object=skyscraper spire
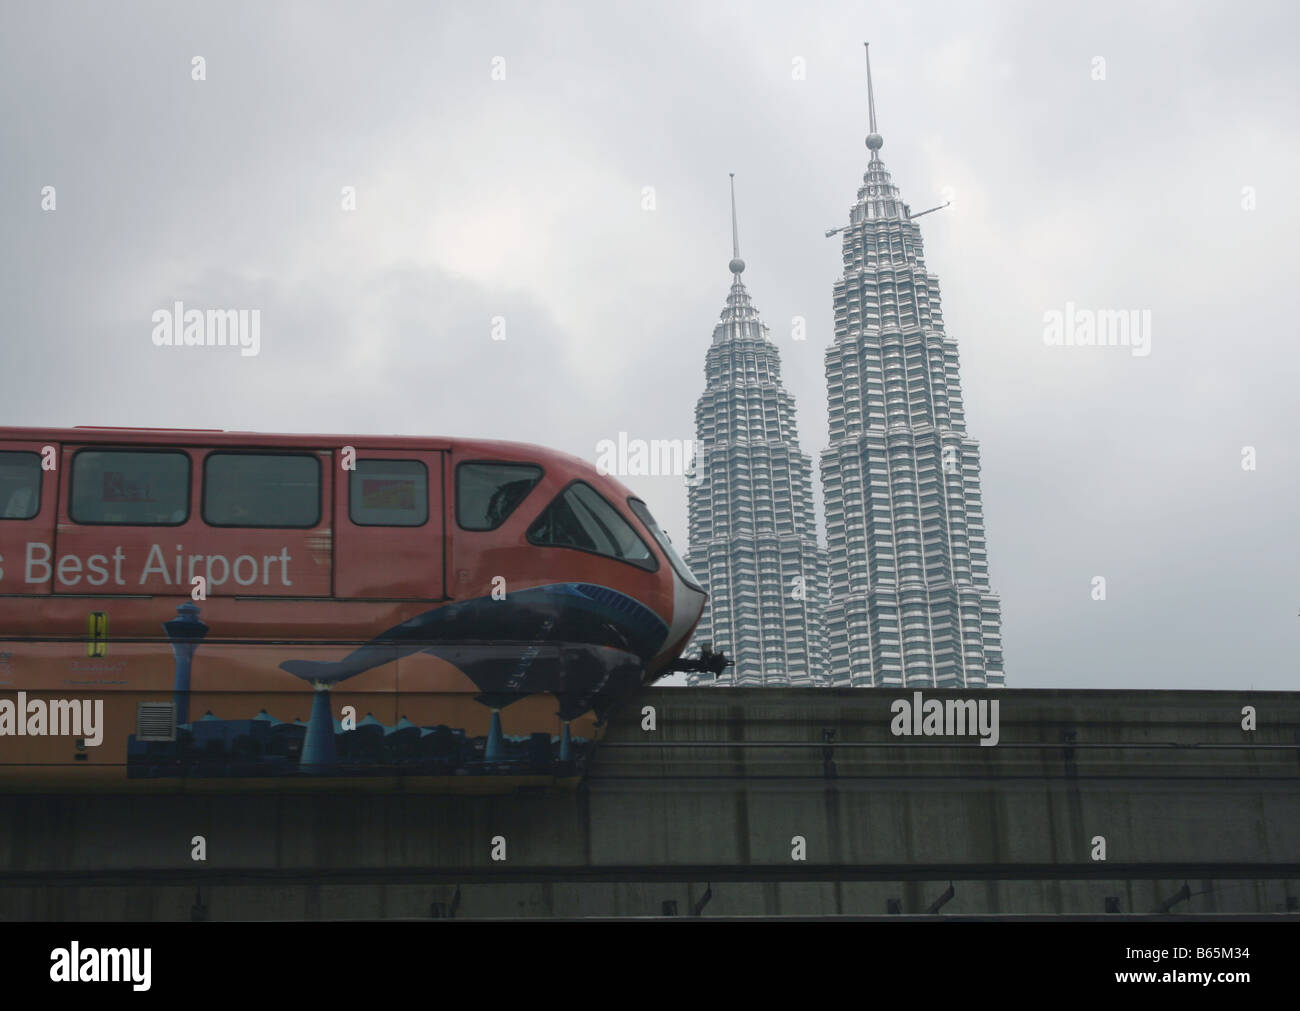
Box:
[864,42,883,159]
[729,172,745,275]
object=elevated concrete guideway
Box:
[1,689,1298,919]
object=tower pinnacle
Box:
[864,42,883,157]
[728,172,745,276]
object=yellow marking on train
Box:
[86,611,108,658]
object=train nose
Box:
[681,576,706,623]
[663,568,706,655]
[623,499,706,655]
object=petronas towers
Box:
[686,44,1005,688]
[684,176,828,687]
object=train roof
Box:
[0,425,592,469]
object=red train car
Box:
[0,426,709,792]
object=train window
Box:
[628,499,703,591]
[527,482,656,571]
[70,450,190,525]
[203,453,320,528]
[349,459,428,526]
[456,462,542,531]
[0,451,41,520]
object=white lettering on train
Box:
[5,542,292,588]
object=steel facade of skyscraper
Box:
[685,47,1004,689]
[685,178,828,687]
[819,46,1005,687]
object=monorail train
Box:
[0,426,725,792]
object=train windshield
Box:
[628,499,702,592]
[528,482,656,570]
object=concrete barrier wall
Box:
[2,688,1298,919]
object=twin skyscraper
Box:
[685,45,1006,689]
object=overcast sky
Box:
[3,0,1297,689]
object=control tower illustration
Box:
[163,603,209,728]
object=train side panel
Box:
[0,430,684,792]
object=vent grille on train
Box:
[136,702,176,742]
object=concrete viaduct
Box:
[2,688,1297,919]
